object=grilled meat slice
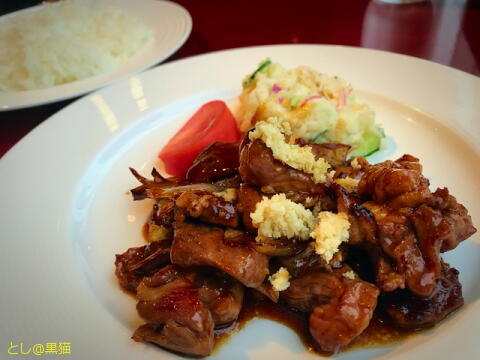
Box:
[239,139,327,195]
[186,141,240,183]
[283,270,379,353]
[176,190,239,228]
[194,269,245,325]
[115,241,170,293]
[308,143,350,168]
[283,271,343,312]
[358,155,432,209]
[277,244,345,278]
[379,263,464,329]
[309,278,379,353]
[134,265,214,356]
[171,221,269,288]
[366,203,437,297]
[333,183,377,245]
[237,183,263,234]
[431,188,477,252]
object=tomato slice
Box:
[159,100,243,176]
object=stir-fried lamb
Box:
[115,138,476,357]
[133,265,215,356]
[115,241,171,293]
[357,157,474,297]
[186,141,240,183]
[239,138,326,197]
[171,219,269,288]
[378,262,464,329]
[176,190,239,228]
[283,269,379,353]
[237,184,263,233]
[194,268,245,325]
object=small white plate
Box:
[0,45,479,359]
[0,0,192,111]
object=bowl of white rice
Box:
[0,0,192,110]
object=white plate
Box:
[0,0,192,111]
[1,45,479,360]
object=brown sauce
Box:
[214,291,418,356]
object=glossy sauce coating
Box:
[186,142,240,183]
[214,291,416,356]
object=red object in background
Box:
[1,0,479,158]
[158,100,242,176]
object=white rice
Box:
[0,0,154,92]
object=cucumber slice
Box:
[244,60,272,86]
[350,128,383,157]
[312,131,328,144]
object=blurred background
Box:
[1,0,478,156]
[1,0,478,74]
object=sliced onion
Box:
[253,238,306,256]
[146,183,222,198]
[300,94,322,107]
[254,282,279,303]
[337,86,352,110]
[271,84,282,93]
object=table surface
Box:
[1,0,479,158]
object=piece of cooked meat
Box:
[307,143,351,168]
[239,139,327,195]
[282,271,343,312]
[358,155,432,209]
[114,241,171,293]
[353,155,475,297]
[277,244,346,278]
[277,245,324,278]
[431,188,477,252]
[283,270,379,353]
[151,200,175,228]
[409,204,450,285]
[379,262,464,329]
[194,269,245,325]
[364,245,406,292]
[237,183,263,233]
[133,323,211,356]
[334,156,369,181]
[366,203,437,297]
[333,183,377,245]
[134,265,214,356]
[309,278,379,353]
[332,183,407,292]
[253,236,309,257]
[171,221,269,288]
[186,141,240,183]
[292,139,350,168]
[144,200,175,243]
[176,190,239,228]
[363,185,476,297]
